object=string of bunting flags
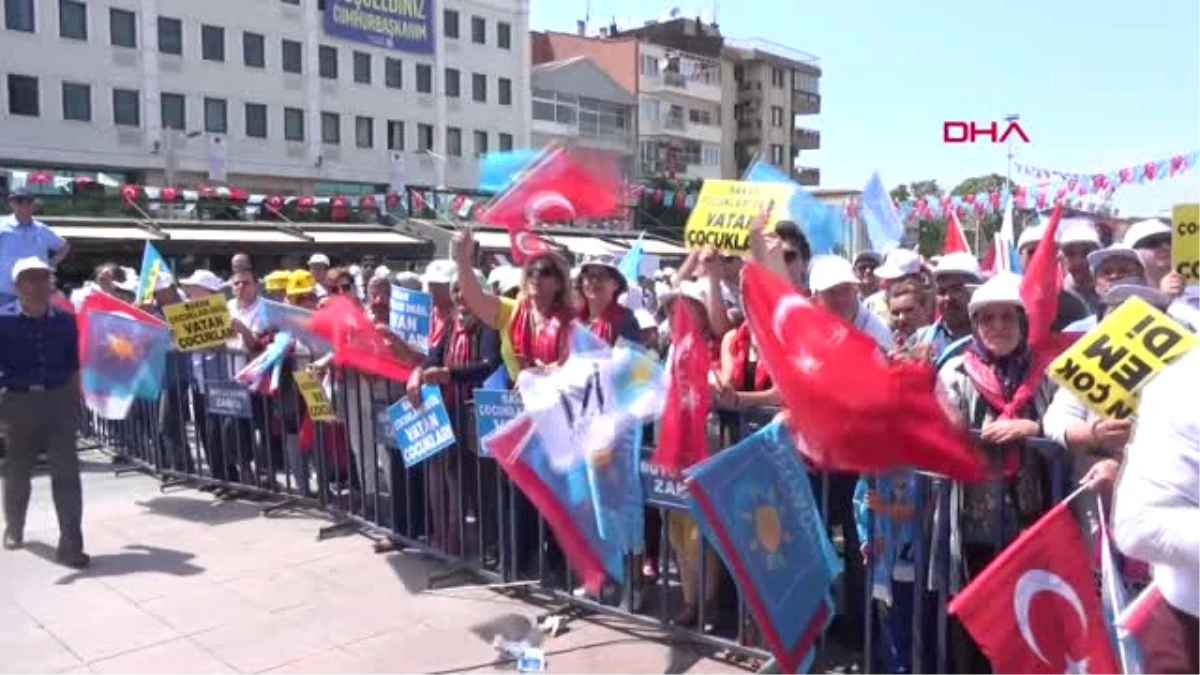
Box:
[1014,149,1200,190]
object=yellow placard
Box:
[162,295,232,352]
[293,369,335,422]
[1171,203,1199,285]
[683,180,793,255]
[1047,296,1198,419]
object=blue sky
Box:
[531,0,1200,217]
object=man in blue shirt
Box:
[0,257,87,568]
[0,188,70,305]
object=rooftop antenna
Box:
[584,0,591,33]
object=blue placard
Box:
[473,389,523,458]
[323,0,435,55]
[389,286,432,353]
[640,451,690,510]
[205,381,252,419]
[388,385,455,468]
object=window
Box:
[59,0,87,40]
[245,103,267,138]
[281,0,299,4]
[157,17,182,55]
[443,9,458,38]
[385,58,402,88]
[446,127,462,157]
[319,45,337,79]
[771,68,784,88]
[702,144,720,166]
[473,130,487,157]
[471,72,486,103]
[470,15,485,44]
[640,98,659,121]
[416,63,432,93]
[160,92,185,129]
[7,75,38,116]
[201,24,224,61]
[771,106,783,127]
[386,120,404,150]
[771,144,784,165]
[5,0,35,31]
[355,115,373,148]
[61,82,90,121]
[109,8,135,47]
[640,54,659,76]
[112,88,139,126]
[243,32,264,67]
[690,108,714,126]
[499,133,513,152]
[417,123,433,152]
[281,39,301,73]
[321,111,340,144]
[284,107,304,141]
[204,97,227,133]
[498,77,512,105]
[444,68,459,97]
[353,51,371,84]
[497,21,511,49]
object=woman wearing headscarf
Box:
[406,268,502,557]
[452,227,573,580]
[936,272,1055,672]
[576,256,640,346]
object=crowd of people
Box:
[2,179,1197,673]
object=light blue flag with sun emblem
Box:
[685,419,838,674]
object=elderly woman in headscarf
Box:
[406,267,502,556]
[576,256,640,346]
[936,272,1055,672]
[452,227,573,580]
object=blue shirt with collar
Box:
[0,214,65,296]
[0,300,79,391]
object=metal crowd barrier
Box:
[74,349,1076,674]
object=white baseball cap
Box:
[496,267,522,295]
[393,271,422,290]
[1123,219,1171,248]
[873,248,922,280]
[933,252,983,283]
[308,253,331,266]
[1057,219,1101,248]
[10,256,51,283]
[373,265,392,280]
[968,271,1023,316]
[179,269,224,292]
[808,255,860,293]
[1016,225,1046,252]
[1087,245,1144,275]
[422,259,457,285]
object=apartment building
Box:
[726,38,822,185]
[0,0,531,195]
[530,56,636,183]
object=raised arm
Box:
[453,227,502,330]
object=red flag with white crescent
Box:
[651,294,712,472]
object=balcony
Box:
[737,118,763,143]
[794,166,820,186]
[663,71,688,89]
[664,113,687,131]
[793,90,821,115]
[792,126,820,150]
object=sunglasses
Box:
[527,265,559,279]
[1139,235,1171,249]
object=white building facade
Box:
[0,0,531,194]
[635,41,726,181]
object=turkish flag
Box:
[308,295,412,383]
[741,262,984,481]
[943,208,972,254]
[949,500,1121,674]
[652,295,712,473]
[1021,203,1064,352]
[479,145,620,262]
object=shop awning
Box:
[472,230,514,250]
[51,225,161,241]
[306,230,424,245]
[612,237,689,256]
[161,228,298,243]
[547,235,629,258]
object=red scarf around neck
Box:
[446,317,475,369]
[509,297,568,368]
[581,301,623,346]
[962,350,1048,476]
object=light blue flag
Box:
[860,172,905,252]
[478,150,541,194]
[745,158,844,254]
[617,234,644,286]
[137,242,169,304]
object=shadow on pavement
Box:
[133,495,262,526]
[19,542,205,585]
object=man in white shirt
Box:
[1113,347,1199,673]
[808,255,895,352]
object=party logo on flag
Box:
[81,311,171,419]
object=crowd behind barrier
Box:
[73,346,1094,674]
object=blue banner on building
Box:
[473,388,522,458]
[205,381,253,418]
[388,385,455,468]
[323,0,435,55]
[389,285,432,353]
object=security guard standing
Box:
[0,257,87,568]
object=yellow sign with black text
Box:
[162,295,232,352]
[1047,296,1198,419]
[683,180,794,255]
[1172,203,1199,285]
[294,369,335,422]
